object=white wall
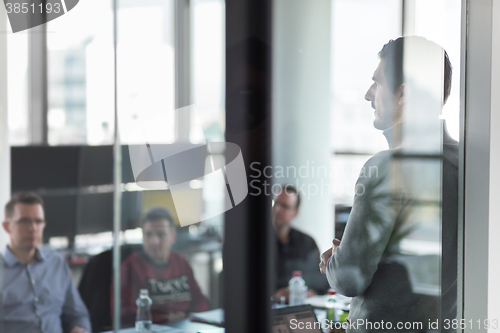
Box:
[0,4,9,249]
[272,0,333,252]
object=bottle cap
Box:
[292,271,302,277]
[140,289,149,296]
[328,289,337,295]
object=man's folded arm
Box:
[326,156,400,296]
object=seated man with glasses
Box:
[273,184,329,302]
[0,192,90,333]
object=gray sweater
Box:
[326,122,458,333]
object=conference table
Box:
[100,299,342,333]
[101,309,225,333]
[101,321,223,333]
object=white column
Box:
[272,0,333,252]
[0,5,10,248]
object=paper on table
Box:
[189,308,225,327]
[305,294,351,309]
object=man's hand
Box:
[273,286,317,305]
[70,326,88,333]
[273,287,290,304]
[319,239,341,274]
[306,289,317,298]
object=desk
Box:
[167,319,225,333]
[100,321,224,333]
[101,324,182,332]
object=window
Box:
[47,0,113,145]
[331,0,402,204]
[7,24,29,146]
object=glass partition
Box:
[0,0,466,333]
[114,0,224,331]
[6,23,29,146]
[47,0,114,145]
[110,0,461,332]
[271,1,460,332]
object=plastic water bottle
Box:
[289,271,307,306]
[135,289,152,333]
[325,289,339,322]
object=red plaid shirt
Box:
[114,251,209,325]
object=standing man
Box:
[118,207,209,326]
[319,37,458,332]
[273,184,329,302]
[1,192,91,333]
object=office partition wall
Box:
[0,4,8,249]
[6,0,500,331]
[461,0,500,330]
[109,0,464,331]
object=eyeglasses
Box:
[10,218,45,227]
[273,201,295,211]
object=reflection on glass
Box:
[0,192,91,333]
[272,184,331,303]
[331,0,461,208]
[404,0,461,141]
[332,155,373,204]
[47,0,113,145]
[113,0,225,330]
[117,4,175,146]
[324,36,457,332]
[117,208,209,326]
[191,0,225,144]
[331,0,402,154]
[7,25,29,146]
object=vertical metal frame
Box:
[457,0,467,326]
[401,0,416,36]
[462,0,491,328]
[28,24,48,145]
[487,0,500,324]
[461,0,500,331]
[224,0,273,332]
[0,4,10,249]
[174,0,191,143]
[112,0,122,330]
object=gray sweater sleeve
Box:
[326,152,406,296]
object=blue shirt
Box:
[0,246,91,333]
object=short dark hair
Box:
[378,36,452,104]
[5,192,44,219]
[141,207,174,227]
[277,184,301,210]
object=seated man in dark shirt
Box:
[273,184,329,301]
[116,207,209,325]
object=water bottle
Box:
[325,289,339,322]
[135,289,152,333]
[289,271,307,306]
